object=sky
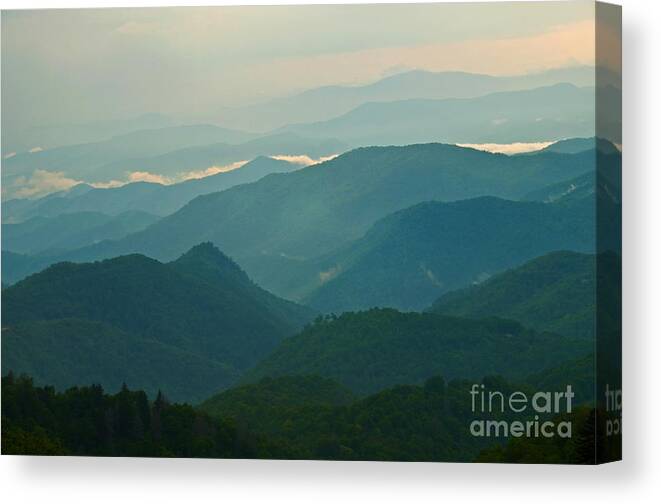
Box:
[1,2,598,131]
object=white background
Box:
[1,0,659,503]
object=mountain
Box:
[1,251,55,286]
[1,130,342,200]
[522,150,622,253]
[532,137,621,156]
[526,354,595,405]
[429,251,621,340]
[522,171,596,203]
[302,197,595,313]
[2,210,160,255]
[1,319,237,403]
[200,376,355,434]
[243,309,591,395]
[2,113,178,154]
[1,124,257,198]
[2,156,299,223]
[212,67,596,131]
[1,243,315,401]
[17,143,598,292]
[199,372,598,462]
[95,133,346,181]
[280,84,600,146]
[1,374,282,459]
[3,371,597,462]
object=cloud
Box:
[270,154,339,166]
[457,142,555,155]
[319,265,341,284]
[125,160,250,186]
[12,170,83,199]
[178,160,249,181]
[127,171,174,185]
[90,180,125,189]
[419,263,444,289]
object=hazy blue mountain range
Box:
[1,143,603,288]
[300,149,621,313]
[1,124,256,194]
[280,84,600,146]
[3,67,599,154]
[430,251,621,340]
[302,196,596,313]
[213,67,597,131]
[1,243,315,402]
[2,210,160,255]
[94,132,346,181]
[243,309,591,396]
[2,156,299,223]
[2,113,178,155]
[1,131,344,199]
[2,81,610,201]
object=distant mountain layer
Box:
[281,84,608,146]
[1,131,345,199]
[244,309,591,396]
[2,124,256,191]
[3,67,598,153]
[2,210,159,255]
[2,156,299,223]
[1,243,315,402]
[302,196,596,313]
[429,251,621,340]
[213,67,598,131]
[2,113,179,155]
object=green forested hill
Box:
[3,363,599,462]
[204,369,597,461]
[526,354,595,405]
[244,309,591,395]
[303,197,595,313]
[1,374,283,458]
[203,376,490,461]
[200,376,355,435]
[429,251,621,340]
[1,319,237,403]
[1,243,314,401]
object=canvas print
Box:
[1,1,621,464]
